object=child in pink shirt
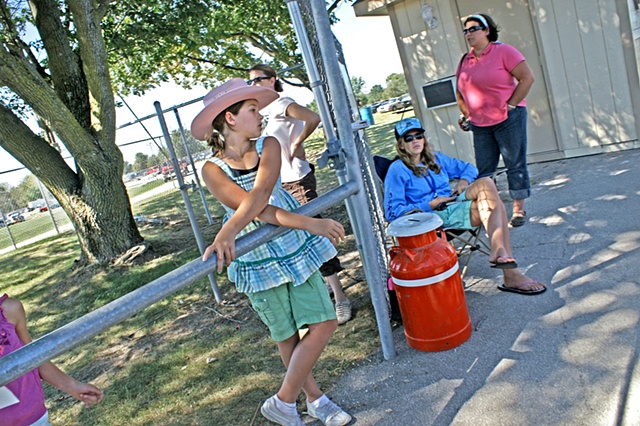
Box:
[0,294,103,425]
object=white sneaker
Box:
[335,300,352,325]
[261,395,304,426]
[307,399,352,426]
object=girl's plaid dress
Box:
[208,137,337,294]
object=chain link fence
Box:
[0,106,218,254]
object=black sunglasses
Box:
[403,133,425,143]
[246,76,270,85]
[463,25,485,35]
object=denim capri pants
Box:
[470,106,531,200]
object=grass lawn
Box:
[0,209,71,251]
[0,109,411,425]
[126,178,165,199]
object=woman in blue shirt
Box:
[384,118,545,295]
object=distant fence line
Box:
[0,133,214,254]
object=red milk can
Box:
[388,213,472,352]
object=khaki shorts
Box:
[246,271,337,342]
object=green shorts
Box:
[246,271,336,342]
[433,191,473,230]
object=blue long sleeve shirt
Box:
[384,153,478,222]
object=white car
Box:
[378,98,398,113]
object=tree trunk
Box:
[0,0,143,264]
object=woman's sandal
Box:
[490,256,518,269]
[510,211,527,227]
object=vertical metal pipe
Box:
[154,102,222,302]
[172,108,214,225]
[285,0,336,142]
[36,178,59,234]
[307,0,395,359]
[0,209,17,250]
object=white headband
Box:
[469,14,488,29]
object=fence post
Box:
[172,108,214,225]
[287,0,395,360]
[0,208,17,250]
[154,102,222,302]
[36,178,59,235]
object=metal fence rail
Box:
[0,181,358,387]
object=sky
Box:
[0,3,403,186]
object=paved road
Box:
[324,149,640,425]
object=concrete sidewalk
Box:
[327,149,640,425]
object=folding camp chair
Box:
[373,154,491,280]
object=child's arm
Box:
[201,137,344,271]
[3,297,104,408]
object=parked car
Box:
[378,98,398,113]
[398,94,413,109]
[372,100,390,113]
[161,160,189,182]
[383,95,411,112]
[369,101,384,113]
[6,212,25,225]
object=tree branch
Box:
[67,0,116,144]
[29,0,90,126]
[0,103,77,192]
[0,47,97,164]
[183,55,249,72]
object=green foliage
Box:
[12,175,41,207]
[384,73,408,98]
[350,76,368,106]
[103,0,308,95]
[0,175,43,213]
[368,84,385,103]
[170,129,207,159]
[351,76,365,94]
[307,99,319,113]
[133,152,151,172]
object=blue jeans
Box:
[470,106,531,200]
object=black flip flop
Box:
[498,281,547,295]
[490,256,518,269]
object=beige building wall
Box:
[354,0,640,163]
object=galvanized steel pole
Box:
[172,108,214,225]
[306,0,395,359]
[155,102,222,302]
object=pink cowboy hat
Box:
[190,78,278,141]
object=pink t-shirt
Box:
[456,42,526,127]
[0,294,47,426]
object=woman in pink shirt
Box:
[456,13,535,227]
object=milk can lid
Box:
[387,212,443,237]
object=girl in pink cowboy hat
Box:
[191,78,351,426]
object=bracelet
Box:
[508,104,516,110]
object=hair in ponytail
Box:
[206,100,246,157]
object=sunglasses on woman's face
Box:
[403,133,425,143]
[463,25,485,35]
[246,76,269,85]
